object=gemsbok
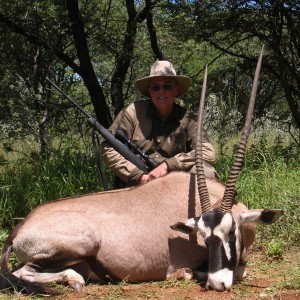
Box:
[0,47,283,295]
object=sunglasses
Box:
[149,84,174,92]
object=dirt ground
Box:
[1,248,299,300]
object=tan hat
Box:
[136,60,191,97]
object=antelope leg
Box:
[13,264,85,292]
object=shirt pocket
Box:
[164,131,187,156]
[132,127,153,154]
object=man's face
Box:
[148,77,179,113]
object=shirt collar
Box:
[147,100,184,123]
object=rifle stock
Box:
[46,77,149,174]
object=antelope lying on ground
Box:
[0,48,282,294]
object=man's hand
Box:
[138,162,169,185]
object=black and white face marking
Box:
[198,210,239,291]
[171,209,283,291]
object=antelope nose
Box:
[206,269,233,291]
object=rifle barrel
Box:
[46,77,149,174]
[46,77,91,119]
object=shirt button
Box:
[155,155,159,158]
[157,139,160,143]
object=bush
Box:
[266,239,284,259]
[215,134,300,244]
[0,140,111,228]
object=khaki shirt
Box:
[101,100,215,185]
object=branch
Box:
[145,0,164,60]
[0,12,81,74]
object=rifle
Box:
[115,129,158,170]
[46,77,157,174]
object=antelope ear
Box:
[240,209,283,225]
[170,217,199,234]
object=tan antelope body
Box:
[0,172,281,294]
[0,172,261,293]
[0,47,283,294]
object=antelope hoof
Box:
[63,269,85,292]
[69,281,83,292]
[167,268,193,280]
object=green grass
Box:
[0,137,111,228]
[236,157,300,244]
[1,133,299,245]
[279,255,300,290]
[214,133,300,244]
[0,131,299,236]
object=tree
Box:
[0,0,161,154]
[163,0,300,143]
[1,0,298,152]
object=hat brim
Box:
[136,75,191,97]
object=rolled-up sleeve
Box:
[101,140,144,185]
[165,139,215,172]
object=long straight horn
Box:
[195,65,211,214]
[220,45,264,213]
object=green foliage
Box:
[245,133,299,169]
[0,229,8,244]
[215,133,300,244]
[0,137,110,228]
[239,139,299,244]
[164,0,300,135]
[265,239,284,259]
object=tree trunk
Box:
[280,61,300,135]
[66,0,112,128]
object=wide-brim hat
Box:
[136,60,191,97]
